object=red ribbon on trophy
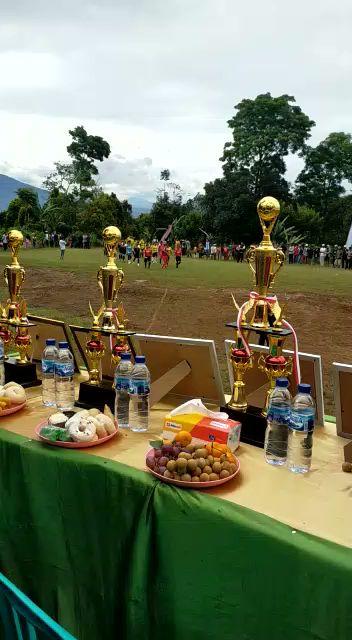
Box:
[237,291,301,384]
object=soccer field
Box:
[0,247,351,295]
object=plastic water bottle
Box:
[129,355,150,432]
[287,383,315,474]
[114,352,133,428]
[264,377,291,466]
[55,341,75,410]
[0,337,4,386]
[41,338,58,407]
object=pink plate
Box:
[0,402,26,417]
[146,448,240,489]
[35,419,118,448]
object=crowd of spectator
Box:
[286,244,352,268]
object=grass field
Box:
[0,247,350,414]
[0,247,351,295]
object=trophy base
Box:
[221,403,267,449]
[4,360,41,388]
[76,380,115,413]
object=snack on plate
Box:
[147,437,238,484]
[48,412,69,428]
[0,382,26,411]
[39,408,117,444]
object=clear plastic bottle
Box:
[287,383,315,474]
[114,352,133,428]
[129,355,150,432]
[264,377,291,466]
[0,336,4,386]
[41,338,58,407]
[55,341,75,411]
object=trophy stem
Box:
[86,330,105,385]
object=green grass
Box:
[0,248,351,295]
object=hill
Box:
[0,174,49,211]
[0,173,152,216]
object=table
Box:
[0,390,351,640]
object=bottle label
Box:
[130,380,150,395]
[56,362,74,377]
[290,411,315,432]
[115,376,130,391]
[0,342,4,359]
[267,406,290,424]
[42,359,55,374]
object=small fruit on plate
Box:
[174,430,192,446]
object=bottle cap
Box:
[276,377,289,388]
[298,383,311,394]
[135,355,146,364]
[121,352,131,360]
[58,341,68,349]
[46,339,56,346]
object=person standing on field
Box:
[175,241,182,268]
[319,244,327,266]
[59,238,66,260]
[144,244,152,269]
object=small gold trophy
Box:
[224,196,299,446]
[1,230,39,385]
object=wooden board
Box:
[332,362,352,438]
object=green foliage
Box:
[173,210,203,245]
[4,188,41,229]
[271,215,305,246]
[67,125,110,197]
[77,192,133,236]
[221,93,315,199]
[280,203,323,244]
[295,132,352,215]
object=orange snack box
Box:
[163,411,241,452]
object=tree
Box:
[77,192,133,237]
[4,188,41,228]
[41,188,78,232]
[281,203,323,244]
[173,210,203,245]
[67,125,110,197]
[295,132,352,216]
[150,169,183,234]
[42,162,76,195]
[221,93,315,200]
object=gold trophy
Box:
[77,227,135,411]
[239,197,285,329]
[228,329,253,410]
[1,230,39,385]
[224,196,297,447]
[98,226,124,332]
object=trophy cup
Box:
[223,197,299,448]
[1,230,39,386]
[76,226,135,411]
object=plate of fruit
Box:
[36,406,117,448]
[146,431,240,488]
[0,382,27,416]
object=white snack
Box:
[68,416,96,443]
[48,412,68,427]
[87,408,100,417]
[94,413,116,434]
[4,385,26,405]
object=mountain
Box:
[128,196,153,215]
[0,173,153,216]
[0,174,48,211]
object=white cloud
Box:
[1,0,352,199]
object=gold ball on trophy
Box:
[8,229,24,248]
[257,196,280,222]
[103,226,121,243]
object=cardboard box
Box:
[163,412,241,451]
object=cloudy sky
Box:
[1,0,352,203]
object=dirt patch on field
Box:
[25,268,352,414]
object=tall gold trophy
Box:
[224,197,296,447]
[76,226,134,411]
[1,230,39,386]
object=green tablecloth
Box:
[0,429,351,640]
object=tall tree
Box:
[67,125,110,197]
[295,132,352,216]
[77,192,133,237]
[221,93,315,200]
